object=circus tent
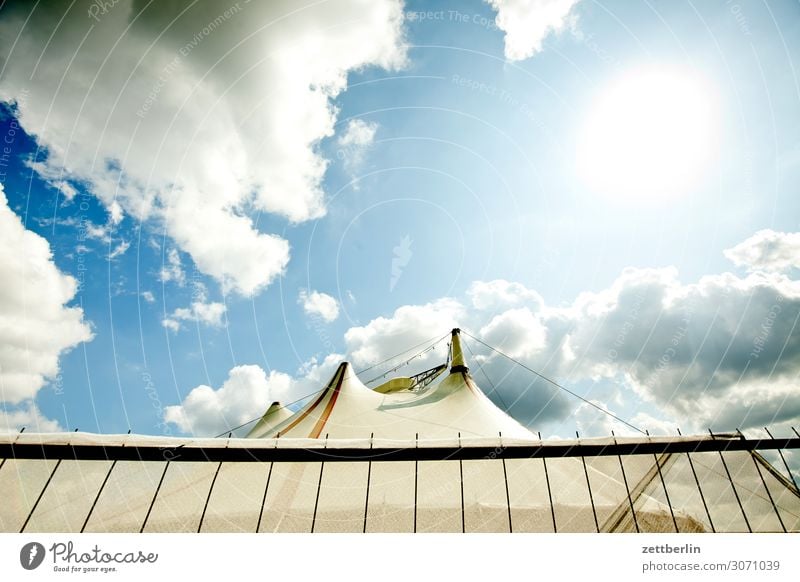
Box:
[1,329,798,533]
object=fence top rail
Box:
[1,435,798,462]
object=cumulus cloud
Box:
[486,0,580,61]
[346,232,800,433]
[298,289,340,323]
[164,365,289,436]
[162,300,226,331]
[164,355,342,436]
[159,248,185,285]
[0,0,407,297]
[0,403,62,434]
[344,298,464,369]
[559,268,800,431]
[336,119,378,185]
[0,184,93,435]
[724,229,800,272]
[338,119,378,148]
[467,279,544,311]
[108,240,130,260]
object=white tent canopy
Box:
[1,330,798,533]
[246,329,533,439]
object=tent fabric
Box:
[1,449,797,532]
[247,330,535,440]
[246,402,294,439]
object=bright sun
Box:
[577,68,716,201]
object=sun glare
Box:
[577,67,716,202]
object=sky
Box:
[1,0,799,443]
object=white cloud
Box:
[108,240,130,260]
[141,291,155,303]
[85,222,111,244]
[0,403,62,434]
[299,289,340,323]
[0,185,93,405]
[338,119,378,148]
[162,300,227,331]
[55,181,78,203]
[468,279,543,311]
[164,355,342,436]
[724,229,800,272]
[344,298,464,369]
[344,231,800,433]
[480,307,548,360]
[486,0,580,61]
[0,0,407,297]
[164,365,290,436]
[337,119,379,185]
[159,248,185,286]
[161,318,181,333]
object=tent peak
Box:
[450,328,468,373]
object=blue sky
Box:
[1,0,800,440]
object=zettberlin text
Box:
[642,544,701,554]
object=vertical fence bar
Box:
[362,433,374,533]
[613,432,639,533]
[539,433,556,533]
[653,453,679,533]
[197,461,223,533]
[255,462,274,533]
[576,433,599,533]
[310,434,328,533]
[458,433,465,533]
[684,452,715,532]
[679,429,715,532]
[711,431,751,532]
[81,459,117,533]
[19,458,62,533]
[617,455,639,532]
[749,452,786,532]
[255,436,280,533]
[500,433,513,533]
[198,433,232,533]
[139,461,170,533]
[413,433,418,533]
